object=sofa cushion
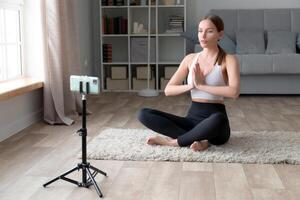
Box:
[297,33,300,50]
[235,54,242,70]
[240,54,273,74]
[181,27,236,53]
[291,10,300,33]
[273,54,300,74]
[266,31,297,54]
[210,9,237,40]
[236,31,265,54]
[194,44,201,53]
[264,9,291,31]
[237,10,264,31]
[219,33,236,54]
[193,33,236,54]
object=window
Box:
[0,1,23,82]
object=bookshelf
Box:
[100,0,186,91]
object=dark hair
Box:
[202,14,226,65]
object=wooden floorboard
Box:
[0,93,300,200]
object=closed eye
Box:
[198,28,215,33]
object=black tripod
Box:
[43,81,107,198]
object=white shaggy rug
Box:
[85,128,300,164]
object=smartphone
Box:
[70,75,100,94]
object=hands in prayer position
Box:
[192,63,205,90]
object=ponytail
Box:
[215,44,226,65]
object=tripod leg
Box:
[60,176,81,186]
[90,165,107,177]
[86,168,103,198]
[43,166,79,187]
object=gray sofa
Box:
[194,9,300,94]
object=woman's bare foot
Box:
[190,140,209,151]
[147,136,178,147]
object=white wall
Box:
[0,89,43,141]
[23,0,44,79]
[74,0,95,76]
[0,0,44,142]
[92,0,100,78]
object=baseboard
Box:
[0,109,43,142]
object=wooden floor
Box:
[0,93,300,200]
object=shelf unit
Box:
[100,0,186,92]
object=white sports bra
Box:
[187,53,226,101]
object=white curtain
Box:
[41,0,82,125]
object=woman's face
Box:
[198,19,223,48]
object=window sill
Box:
[0,77,43,101]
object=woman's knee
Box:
[210,112,228,125]
[208,112,230,145]
[137,108,153,123]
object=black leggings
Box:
[138,101,230,147]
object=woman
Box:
[138,14,240,151]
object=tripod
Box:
[43,82,107,198]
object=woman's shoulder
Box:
[183,53,199,64]
[225,54,238,63]
[181,53,198,70]
[223,54,239,71]
[184,52,198,59]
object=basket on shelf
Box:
[163,0,175,5]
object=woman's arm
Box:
[193,54,240,99]
[164,54,195,96]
